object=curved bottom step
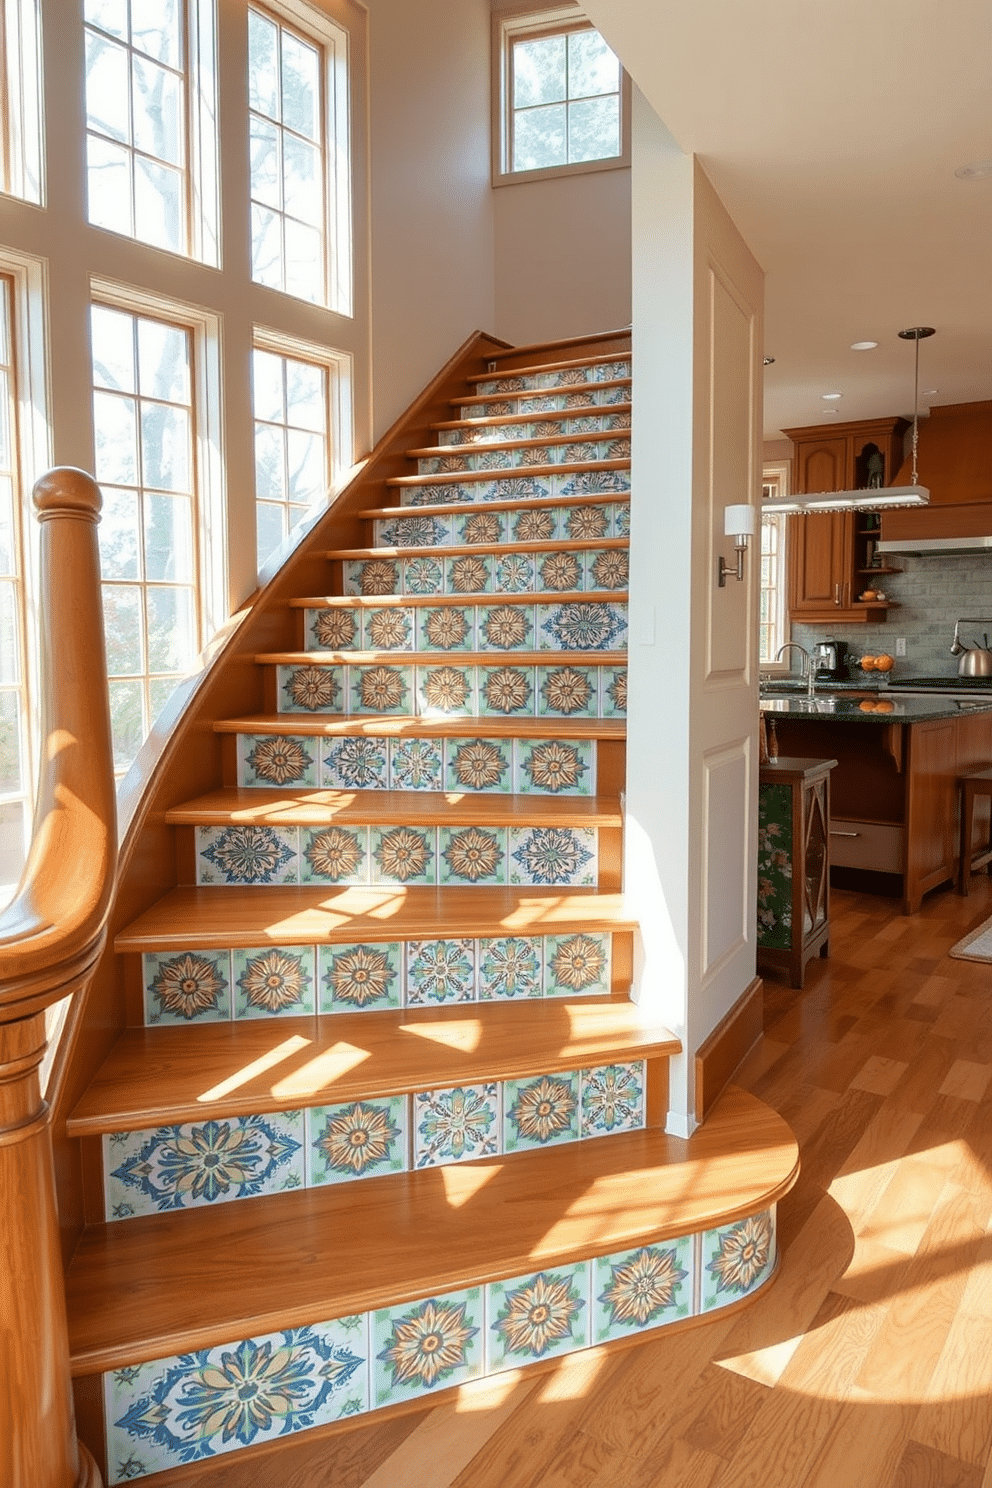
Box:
[71,1085,798,1484]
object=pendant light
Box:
[764,327,933,513]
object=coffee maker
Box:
[813,639,849,680]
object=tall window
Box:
[494,9,628,184]
[760,465,790,665]
[0,275,30,896]
[84,0,219,262]
[253,345,329,570]
[0,0,43,203]
[91,304,199,774]
[249,7,326,304]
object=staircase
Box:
[59,331,798,1484]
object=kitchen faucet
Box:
[775,642,816,697]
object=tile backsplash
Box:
[791,552,992,680]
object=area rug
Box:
[950,914,992,963]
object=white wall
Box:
[365,0,496,439]
[493,168,631,345]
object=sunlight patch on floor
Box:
[197,1034,312,1102]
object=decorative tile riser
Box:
[101,1209,775,1484]
[276,661,627,720]
[302,601,628,654]
[102,1060,648,1221]
[194,822,602,889]
[472,361,631,394]
[399,469,631,507]
[373,502,629,548]
[342,548,628,598]
[459,386,630,420]
[238,732,597,795]
[416,439,630,474]
[140,931,617,1025]
[438,411,630,446]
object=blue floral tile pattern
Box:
[479,666,535,717]
[493,553,535,593]
[515,739,592,797]
[439,826,506,886]
[238,735,316,788]
[580,1062,645,1136]
[538,666,597,718]
[588,548,629,590]
[503,1070,580,1152]
[405,939,475,1004]
[300,826,369,886]
[402,555,444,595]
[445,738,511,793]
[509,827,597,887]
[418,605,473,652]
[318,942,402,1013]
[389,737,444,791]
[701,1210,776,1311]
[197,826,299,886]
[417,663,476,716]
[350,664,412,716]
[378,514,448,546]
[363,608,414,651]
[545,933,611,997]
[601,667,628,718]
[104,1112,305,1220]
[479,603,534,650]
[307,1096,407,1186]
[233,946,316,1017]
[538,602,627,651]
[486,1264,590,1373]
[478,937,542,1000]
[591,1239,693,1344]
[372,1289,483,1406]
[320,736,388,790]
[104,1318,368,1483]
[143,950,232,1025]
[413,1084,499,1168]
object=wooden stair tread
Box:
[255,649,628,666]
[483,330,630,363]
[356,492,630,520]
[402,429,628,458]
[326,537,627,560]
[115,886,637,952]
[214,716,627,740]
[387,458,629,487]
[430,404,631,435]
[465,349,630,380]
[164,788,624,828]
[66,1085,797,1376]
[286,591,626,610]
[68,1000,678,1136]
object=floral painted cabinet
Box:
[757,756,836,988]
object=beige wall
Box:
[365,0,496,439]
[493,168,631,345]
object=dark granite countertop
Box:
[760,692,992,723]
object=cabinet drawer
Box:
[829,819,904,872]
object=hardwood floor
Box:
[140,877,992,1488]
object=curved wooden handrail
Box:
[0,468,117,1020]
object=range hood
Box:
[877,401,992,554]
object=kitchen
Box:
[759,398,992,925]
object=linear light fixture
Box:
[764,328,934,514]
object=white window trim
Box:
[90,276,228,648]
[250,0,354,318]
[2,0,44,204]
[491,1,630,188]
[761,460,791,672]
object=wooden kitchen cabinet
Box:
[757,757,835,987]
[784,416,908,624]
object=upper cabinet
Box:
[783,417,908,623]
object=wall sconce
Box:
[718,503,755,587]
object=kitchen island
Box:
[761,691,992,913]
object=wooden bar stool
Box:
[958,767,992,894]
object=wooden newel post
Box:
[0,470,116,1488]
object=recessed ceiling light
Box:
[955,160,992,180]
[850,341,878,351]
[822,392,843,400]
[923,388,939,396]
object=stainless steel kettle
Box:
[951,620,992,676]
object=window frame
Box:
[1,0,44,204]
[760,461,791,671]
[491,3,630,188]
[251,325,353,577]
